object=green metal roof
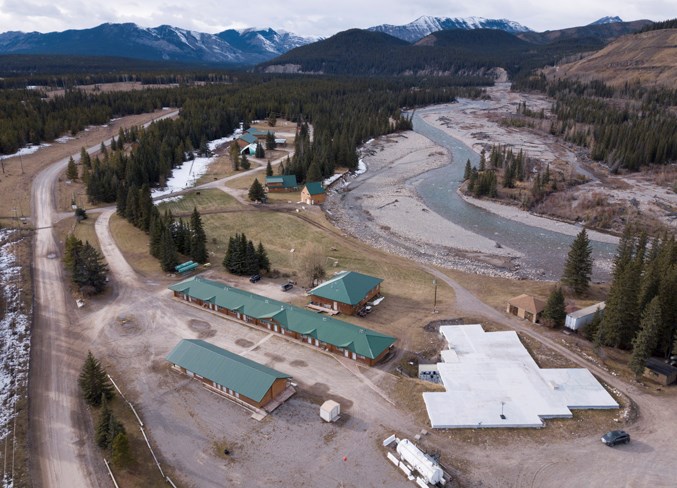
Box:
[239,133,257,144]
[304,181,325,195]
[265,175,298,188]
[169,277,396,359]
[309,271,383,306]
[245,127,270,137]
[166,339,290,402]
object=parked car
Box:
[601,430,630,446]
[281,282,293,292]
[249,274,261,283]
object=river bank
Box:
[325,132,527,279]
[325,126,618,280]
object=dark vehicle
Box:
[281,282,293,292]
[249,274,261,283]
[601,430,630,446]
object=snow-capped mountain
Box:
[588,16,623,25]
[0,23,316,65]
[217,28,319,57]
[368,16,532,42]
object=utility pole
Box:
[432,279,438,313]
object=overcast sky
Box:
[0,0,673,36]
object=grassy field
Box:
[109,214,162,277]
[157,188,240,216]
[54,215,102,252]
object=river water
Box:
[410,107,617,281]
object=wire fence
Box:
[108,374,178,487]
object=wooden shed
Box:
[166,339,292,409]
[301,181,326,205]
[506,294,545,323]
[644,358,677,386]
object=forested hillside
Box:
[513,77,677,171]
[260,28,611,78]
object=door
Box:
[333,301,338,311]
[344,349,349,358]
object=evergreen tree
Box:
[266,159,273,177]
[72,241,108,295]
[148,207,164,258]
[115,185,128,217]
[96,395,125,450]
[190,207,208,264]
[257,242,270,273]
[230,143,240,171]
[240,153,251,170]
[66,156,78,180]
[255,142,265,158]
[463,159,472,180]
[248,178,266,202]
[63,234,83,271]
[306,161,322,183]
[629,297,662,376]
[80,147,91,168]
[111,432,132,467]
[596,261,641,349]
[160,228,178,273]
[542,287,566,327]
[479,149,486,171]
[265,131,276,150]
[223,236,234,271]
[244,240,259,275]
[561,229,593,296]
[78,351,114,407]
[583,308,603,341]
[137,184,154,232]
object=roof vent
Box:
[359,329,365,333]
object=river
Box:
[410,106,617,281]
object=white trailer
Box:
[396,439,444,485]
[565,302,605,331]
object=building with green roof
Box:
[309,271,383,315]
[265,175,298,192]
[169,276,396,366]
[301,181,326,205]
[166,339,291,408]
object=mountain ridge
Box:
[0,22,316,65]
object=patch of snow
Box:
[0,229,31,443]
[55,135,75,144]
[365,138,375,145]
[153,131,238,199]
[323,173,344,186]
[0,143,50,161]
[354,159,367,176]
[207,134,237,152]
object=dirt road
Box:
[29,111,178,488]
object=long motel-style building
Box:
[169,277,397,366]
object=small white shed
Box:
[320,400,340,422]
[565,302,605,331]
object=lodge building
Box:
[169,277,396,366]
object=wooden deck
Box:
[306,303,339,315]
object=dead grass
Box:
[56,172,92,213]
[82,396,170,488]
[109,214,161,277]
[157,188,239,216]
